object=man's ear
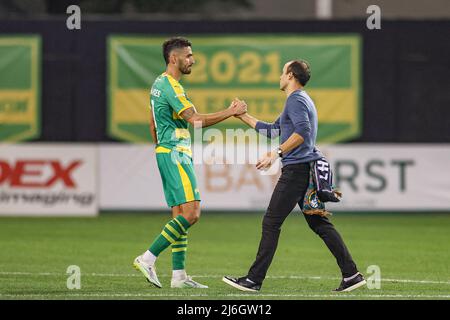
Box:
[169,52,177,65]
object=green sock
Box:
[149,215,191,257]
[172,234,188,270]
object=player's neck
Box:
[285,83,303,97]
[166,66,182,81]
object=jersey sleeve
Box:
[164,77,194,115]
[255,117,281,138]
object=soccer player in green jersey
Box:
[133,37,247,288]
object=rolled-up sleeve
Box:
[255,117,281,138]
[286,98,311,139]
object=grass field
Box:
[0,212,449,300]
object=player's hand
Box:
[235,111,247,119]
[229,98,247,116]
[256,150,278,170]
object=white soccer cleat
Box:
[171,276,208,289]
[133,255,162,288]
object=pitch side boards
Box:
[0,36,41,142]
[0,144,98,216]
[108,35,362,143]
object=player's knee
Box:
[183,214,197,225]
[180,201,201,225]
[185,208,201,225]
[189,215,200,225]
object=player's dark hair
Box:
[287,60,311,86]
[162,37,192,65]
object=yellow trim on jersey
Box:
[155,145,192,157]
[155,146,172,153]
[176,161,195,202]
[172,111,183,120]
[175,146,192,157]
[177,104,193,116]
[166,74,193,114]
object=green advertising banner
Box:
[0,36,41,141]
[108,35,361,143]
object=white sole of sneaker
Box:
[222,277,258,292]
[171,284,209,289]
[133,261,162,288]
[342,279,367,292]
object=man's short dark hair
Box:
[162,37,192,65]
[287,60,311,86]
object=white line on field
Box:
[0,293,449,299]
[1,271,449,285]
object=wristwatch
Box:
[277,147,283,158]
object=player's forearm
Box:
[194,108,234,128]
[237,113,258,129]
[279,132,304,154]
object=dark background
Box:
[1,20,449,142]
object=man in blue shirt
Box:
[223,60,365,293]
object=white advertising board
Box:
[0,144,98,216]
[99,144,450,211]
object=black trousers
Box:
[247,163,358,284]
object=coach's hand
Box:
[256,150,278,170]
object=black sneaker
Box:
[333,273,366,292]
[222,276,261,292]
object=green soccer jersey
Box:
[150,72,194,155]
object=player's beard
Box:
[180,63,192,75]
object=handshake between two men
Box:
[227,98,278,171]
[228,97,247,118]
